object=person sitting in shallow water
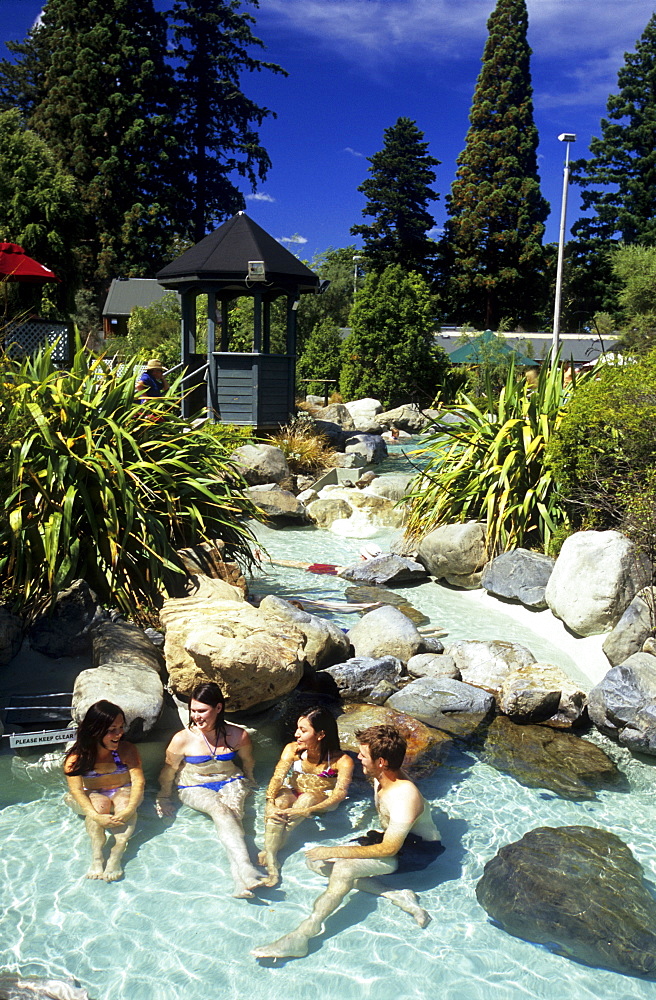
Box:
[259,706,353,886]
[64,700,144,882]
[156,681,265,898]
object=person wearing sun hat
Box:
[135,358,169,400]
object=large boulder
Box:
[588,652,656,755]
[0,607,23,665]
[230,443,290,485]
[407,653,459,680]
[344,585,430,626]
[306,497,354,529]
[387,676,494,721]
[347,605,425,662]
[160,594,304,711]
[324,655,404,701]
[366,473,413,503]
[376,405,430,434]
[177,539,247,594]
[311,486,405,530]
[481,548,555,609]
[344,397,383,424]
[325,452,366,469]
[602,587,655,666]
[417,522,487,588]
[259,595,350,669]
[498,662,586,728]
[28,580,102,658]
[481,715,621,799]
[248,484,309,522]
[336,702,449,769]
[313,403,356,429]
[338,553,428,586]
[344,433,388,465]
[91,621,165,675]
[476,825,656,977]
[447,639,536,695]
[545,530,651,637]
[73,662,164,740]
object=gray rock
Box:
[417,522,487,588]
[297,488,319,505]
[447,639,536,695]
[347,605,425,662]
[376,405,430,434]
[259,595,351,669]
[344,398,383,427]
[230,443,290,485]
[645,637,656,656]
[603,587,655,666]
[476,825,656,977]
[338,553,428,586]
[498,662,586,727]
[366,473,413,502]
[0,607,23,665]
[481,548,555,609]
[28,580,101,658]
[344,433,388,465]
[337,701,447,767]
[588,652,656,754]
[306,497,353,528]
[247,484,309,522]
[419,637,445,654]
[481,715,621,799]
[73,662,164,740]
[314,403,356,429]
[312,419,346,447]
[326,452,367,468]
[324,655,405,700]
[407,653,459,680]
[387,676,494,719]
[91,621,165,675]
[545,529,651,637]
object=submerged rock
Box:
[336,702,450,770]
[0,975,93,999]
[476,825,656,977]
[480,715,621,800]
[344,585,430,626]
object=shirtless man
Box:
[251,724,441,960]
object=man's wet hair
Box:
[356,725,406,770]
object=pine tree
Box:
[350,117,440,277]
[169,0,285,242]
[571,14,656,246]
[441,0,549,329]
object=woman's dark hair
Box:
[64,700,125,776]
[189,681,228,747]
[300,706,341,761]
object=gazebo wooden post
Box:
[206,289,217,419]
[180,289,197,419]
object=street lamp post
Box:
[552,132,576,358]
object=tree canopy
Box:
[351,117,439,278]
[441,0,549,329]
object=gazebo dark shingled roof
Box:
[156,212,320,293]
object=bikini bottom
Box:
[87,783,132,800]
[353,830,444,873]
[178,775,244,794]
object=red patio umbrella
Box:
[0,242,61,283]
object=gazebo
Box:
[156,213,322,426]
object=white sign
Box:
[9,728,75,748]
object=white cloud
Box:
[246,192,276,203]
[279,234,308,244]
[344,146,365,158]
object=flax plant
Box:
[404,359,580,555]
[0,344,260,615]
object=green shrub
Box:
[405,360,578,554]
[0,343,260,616]
[296,318,343,397]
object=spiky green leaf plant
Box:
[0,344,261,615]
[404,360,581,555]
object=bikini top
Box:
[185,751,237,764]
[84,748,129,779]
[292,751,338,779]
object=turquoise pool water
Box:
[2,517,656,999]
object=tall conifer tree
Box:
[571,14,656,245]
[169,0,284,243]
[441,0,548,328]
[351,117,439,278]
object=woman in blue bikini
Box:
[64,700,144,881]
[156,682,264,897]
[260,706,354,886]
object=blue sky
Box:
[2,0,653,260]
